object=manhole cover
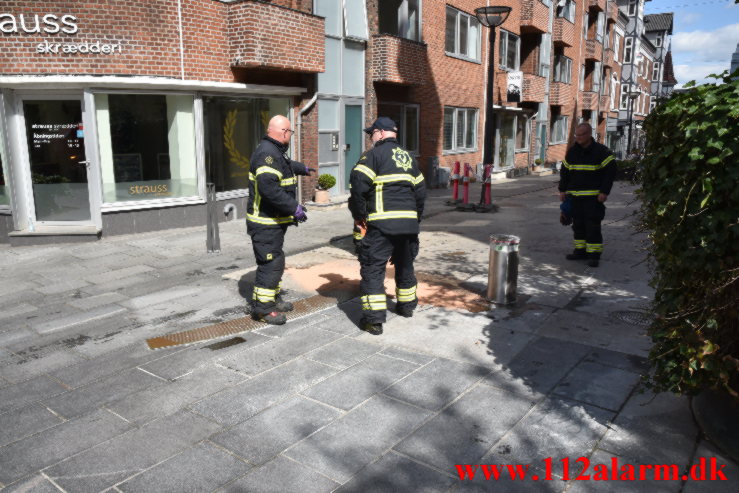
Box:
[610,310,652,327]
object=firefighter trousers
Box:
[359,226,419,323]
[248,224,288,316]
[571,196,605,257]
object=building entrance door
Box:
[20,97,93,225]
[343,104,362,190]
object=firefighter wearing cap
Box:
[247,115,314,325]
[349,117,427,335]
[559,122,616,268]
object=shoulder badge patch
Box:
[392,147,412,171]
[265,155,274,165]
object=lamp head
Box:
[474,6,512,28]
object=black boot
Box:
[587,254,600,267]
[275,295,294,312]
[360,318,383,335]
[252,311,287,325]
[396,305,414,318]
[566,249,587,260]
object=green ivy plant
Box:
[638,71,739,399]
[317,174,336,191]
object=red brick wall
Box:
[370,34,428,85]
[521,0,550,33]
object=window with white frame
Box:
[596,12,605,43]
[379,0,420,41]
[613,34,620,61]
[539,33,551,78]
[583,11,589,40]
[550,113,569,144]
[499,30,520,70]
[620,84,631,110]
[655,33,663,47]
[579,64,585,91]
[515,116,529,150]
[378,102,420,153]
[540,0,552,6]
[591,61,602,93]
[554,54,572,83]
[556,0,576,23]
[610,75,619,109]
[443,107,478,152]
[628,0,637,16]
[650,100,657,112]
[445,6,481,61]
[624,37,633,63]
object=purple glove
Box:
[294,204,308,223]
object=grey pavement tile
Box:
[302,354,420,410]
[222,455,339,493]
[120,286,205,310]
[484,336,591,399]
[336,451,456,493]
[0,409,132,485]
[0,329,39,349]
[394,384,536,471]
[117,441,251,493]
[83,264,155,285]
[0,403,64,447]
[254,310,340,338]
[210,395,341,465]
[536,309,621,349]
[0,281,40,297]
[67,292,129,311]
[552,361,641,411]
[108,365,246,425]
[484,397,614,467]
[189,358,338,426]
[69,244,127,260]
[80,274,157,296]
[0,303,38,321]
[218,326,343,377]
[380,346,436,366]
[34,279,90,295]
[141,332,272,380]
[596,390,699,466]
[44,368,165,419]
[0,375,68,415]
[44,410,223,493]
[305,337,382,369]
[1,474,62,493]
[582,348,648,375]
[0,349,85,384]
[384,357,490,411]
[683,441,739,492]
[50,343,181,389]
[284,394,433,483]
[30,305,128,335]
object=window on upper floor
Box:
[445,6,481,61]
[378,102,419,153]
[553,54,572,83]
[652,62,661,81]
[541,0,552,6]
[443,107,478,152]
[596,12,605,43]
[655,33,663,47]
[556,0,576,23]
[620,84,632,110]
[613,35,620,62]
[628,0,637,16]
[583,11,589,40]
[550,112,569,144]
[579,63,585,90]
[316,0,368,39]
[539,33,551,78]
[499,30,520,70]
[610,75,619,109]
[591,61,602,93]
[379,0,420,41]
[624,37,633,64]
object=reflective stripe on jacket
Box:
[559,140,616,197]
[246,136,299,228]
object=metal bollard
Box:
[487,234,520,304]
[206,182,221,253]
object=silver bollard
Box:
[487,234,520,304]
[206,183,221,253]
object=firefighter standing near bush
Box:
[247,115,314,325]
[349,117,427,335]
[559,122,616,268]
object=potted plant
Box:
[532,158,543,172]
[314,173,336,204]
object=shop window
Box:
[445,6,481,61]
[550,112,568,144]
[499,114,516,167]
[443,106,478,152]
[554,54,572,83]
[0,120,8,207]
[499,30,520,70]
[204,96,290,195]
[556,0,576,23]
[96,94,198,203]
[377,103,419,153]
[516,116,529,151]
[379,0,420,41]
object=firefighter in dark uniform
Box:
[349,117,427,335]
[247,115,314,325]
[559,122,616,268]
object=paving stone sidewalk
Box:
[0,176,736,492]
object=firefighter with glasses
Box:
[559,122,616,268]
[247,115,314,325]
[349,117,427,335]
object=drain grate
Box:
[146,294,345,350]
[610,310,653,327]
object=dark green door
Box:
[344,105,362,190]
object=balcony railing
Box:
[600,94,611,110]
[584,39,603,61]
[553,18,575,47]
[522,74,546,103]
[550,82,572,106]
[603,48,614,67]
[370,34,428,86]
[580,91,599,111]
[520,0,549,33]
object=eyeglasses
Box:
[282,128,295,134]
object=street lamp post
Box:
[474,5,511,212]
[626,90,640,156]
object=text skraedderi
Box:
[0,13,122,55]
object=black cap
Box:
[364,116,398,135]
